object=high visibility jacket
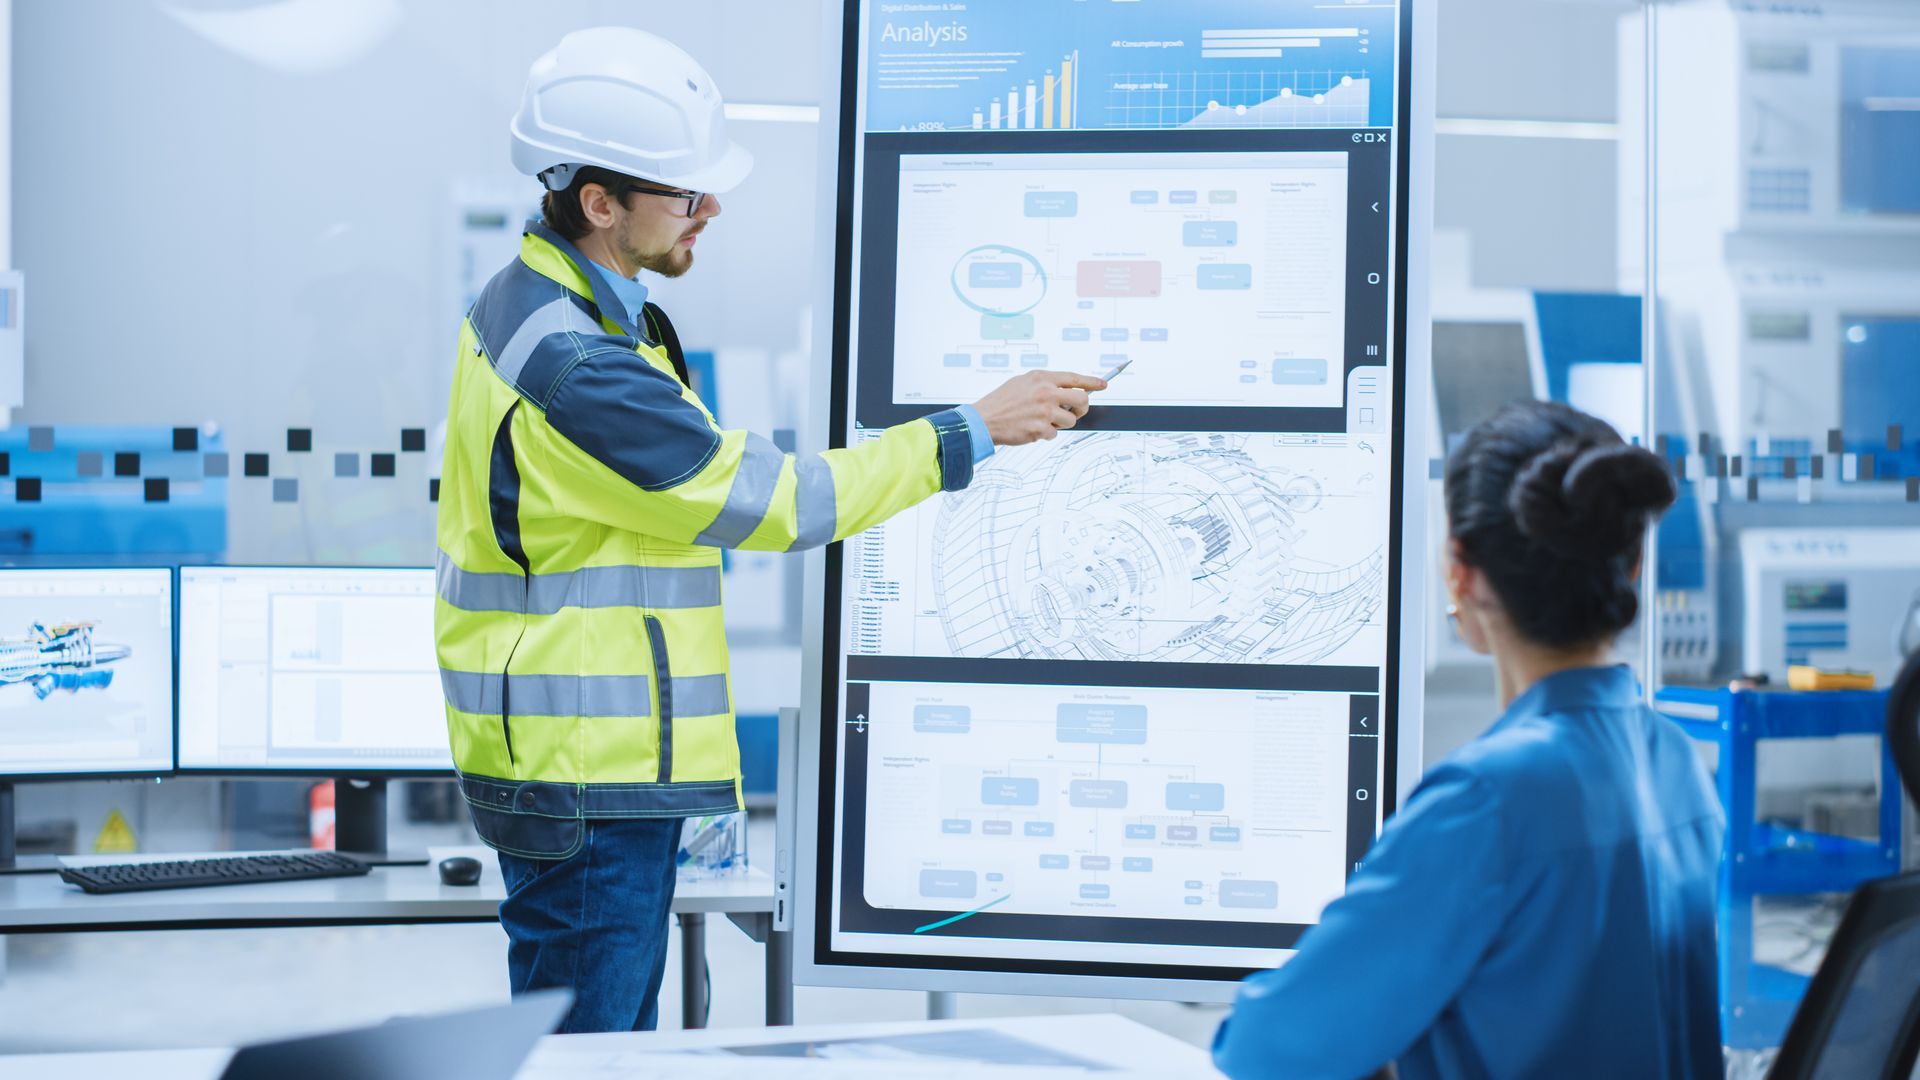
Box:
[436,221,977,859]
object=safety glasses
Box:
[624,181,710,219]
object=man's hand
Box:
[971,370,1109,446]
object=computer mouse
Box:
[437,856,483,886]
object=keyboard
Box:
[58,851,371,894]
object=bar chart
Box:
[967,52,1080,130]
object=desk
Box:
[0,1013,1218,1079]
[0,846,788,1027]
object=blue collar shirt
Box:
[586,258,651,330]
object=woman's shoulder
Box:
[1437,708,1578,791]
[1426,697,1720,851]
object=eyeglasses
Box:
[624,181,710,219]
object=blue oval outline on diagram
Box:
[949,244,1048,317]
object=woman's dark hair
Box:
[1444,400,1677,648]
[540,165,640,242]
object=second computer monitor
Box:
[177,566,453,774]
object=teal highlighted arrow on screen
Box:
[913,893,1012,934]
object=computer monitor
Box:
[0,567,175,780]
[177,566,453,776]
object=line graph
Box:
[1108,71,1371,129]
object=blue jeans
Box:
[495,817,683,1034]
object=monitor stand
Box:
[0,782,65,875]
[333,778,429,867]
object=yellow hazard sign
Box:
[92,808,137,854]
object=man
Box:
[433,27,1105,1034]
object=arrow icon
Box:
[854,713,868,733]
[1372,201,1380,213]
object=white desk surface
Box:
[524,1014,1217,1076]
[0,846,772,931]
[0,1014,1217,1080]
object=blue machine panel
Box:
[1841,48,1920,215]
[1842,317,1920,477]
[1532,292,1641,407]
[0,426,227,558]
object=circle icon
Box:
[950,245,1047,317]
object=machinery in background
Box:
[1620,3,1920,236]
[1636,262,1920,482]
[1742,528,1920,687]
[1426,240,1719,679]
[1620,1,1920,478]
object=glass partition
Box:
[1638,1,1920,1069]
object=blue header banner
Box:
[864,0,1396,132]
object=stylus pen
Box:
[1099,358,1132,382]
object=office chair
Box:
[1767,650,1920,1079]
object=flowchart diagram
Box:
[859,680,1351,925]
[889,150,1349,408]
[846,431,1386,666]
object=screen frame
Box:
[0,564,179,782]
[798,0,1433,1001]
[173,563,454,780]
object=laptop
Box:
[219,990,572,1080]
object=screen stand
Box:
[334,779,428,867]
[0,783,64,875]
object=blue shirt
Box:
[953,404,992,464]
[1213,665,1723,1080]
[588,259,650,329]
[587,260,993,467]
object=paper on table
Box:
[519,1051,1166,1080]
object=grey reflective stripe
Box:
[693,432,786,548]
[670,674,731,717]
[436,555,523,612]
[458,772,741,818]
[436,553,721,613]
[528,566,720,613]
[492,296,599,388]
[789,453,838,551]
[441,670,653,718]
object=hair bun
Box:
[1507,440,1676,560]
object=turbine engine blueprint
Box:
[923,431,1384,665]
[0,622,132,699]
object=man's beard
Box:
[636,246,693,278]
[628,228,698,279]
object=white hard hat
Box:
[510,27,753,195]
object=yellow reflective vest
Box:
[436,221,976,858]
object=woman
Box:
[1213,401,1723,1079]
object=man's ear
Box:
[579,183,618,230]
